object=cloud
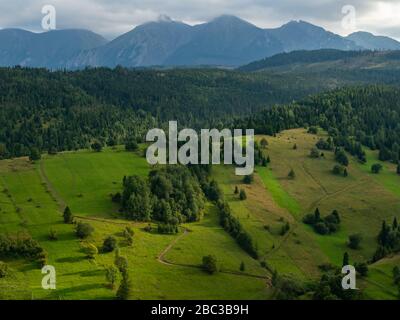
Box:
[0,0,399,40]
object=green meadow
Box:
[1,129,400,299]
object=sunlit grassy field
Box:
[0,147,270,300]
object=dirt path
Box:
[157,227,271,282]
[39,160,66,212]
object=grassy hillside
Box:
[1,129,400,299]
[212,129,400,298]
[0,147,270,300]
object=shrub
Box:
[76,222,94,239]
[371,163,383,174]
[48,229,58,241]
[82,243,98,260]
[239,189,247,201]
[0,261,8,278]
[310,148,320,158]
[243,175,254,184]
[157,223,179,234]
[125,139,138,152]
[348,234,362,250]
[105,265,119,289]
[202,255,218,274]
[355,262,368,277]
[103,236,118,253]
[314,222,329,235]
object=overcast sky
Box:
[0,0,399,40]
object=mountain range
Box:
[1,15,400,69]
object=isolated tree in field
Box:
[83,243,98,260]
[29,148,41,161]
[202,255,218,274]
[116,271,131,300]
[243,174,254,184]
[240,261,246,272]
[342,252,349,267]
[343,168,348,177]
[63,206,73,224]
[239,189,247,201]
[288,169,296,179]
[105,265,119,289]
[260,138,268,149]
[76,222,94,239]
[348,234,362,250]
[293,144,297,150]
[48,229,58,241]
[371,163,383,174]
[234,186,239,194]
[103,236,118,253]
[310,147,320,158]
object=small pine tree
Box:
[397,164,400,175]
[393,217,398,230]
[314,208,321,221]
[234,186,239,194]
[63,206,73,224]
[342,252,349,267]
[240,261,246,272]
[343,168,348,177]
[239,189,247,201]
[293,144,297,150]
[267,156,271,163]
[288,169,296,179]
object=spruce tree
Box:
[342,252,349,267]
[63,206,73,224]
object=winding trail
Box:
[39,159,66,212]
[38,158,270,283]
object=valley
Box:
[1,129,399,299]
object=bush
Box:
[76,222,94,239]
[308,126,318,134]
[157,223,178,234]
[310,148,320,158]
[103,236,118,253]
[314,222,329,235]
[0,261,8,278]
[371,163,383,174]
[125,139,138,151]
[348,234,362,250]
[202,255,218,274]
[239,189,247,201]
[105,265,119,289]
[243,175,254,184]
[82,243,98,259]
[48,229,58,241]
[355,262,368,277]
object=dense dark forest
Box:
[1,64,400,160]
[238,86,400,164]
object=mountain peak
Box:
[157,14,173,23]
[211,15,253,26]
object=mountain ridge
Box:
[1,15,400,69]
